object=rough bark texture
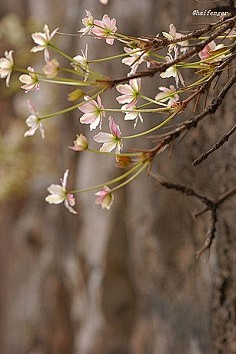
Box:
[0,1,235,354]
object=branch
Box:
[193,124,236,166]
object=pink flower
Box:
[79,95,105,131]
[45,170,77,214]
[162,24,188,53]
[122,47,147,74]
[31,24,58,61]
[43,58,59,78]
[92,14,117,45]
[0,50,14,87]
[155,85,179,107]
[93,116,122,153]
[95,186,114,209]
[24,100,45,139]
[116,78,141,107]
[198,41,226,62]
[19,67,39,93]
[78,10,94,36]
[69,134,88,151]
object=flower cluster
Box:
[0,10,234,214]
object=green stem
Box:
[111,162,148,192]
[122,110,179,139]
[70,162,143,194]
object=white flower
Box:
[79,95,105,131]
[93,116,122,153]
[122,47,147,74]
[24,100,45,139]
[116,78,141,107]
[45,169,77,214]
[31,24,58,61]
[72,45,89,81]
[160,53,184,88]
[162,24,188,54]
[122,104,143,128]
[0,50,14,87]
[43,58,59,78]
[19,67,39,93]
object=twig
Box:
[193,124,236,166]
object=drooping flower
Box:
[0,50,14,87]
[155,85,179,107]
[31,24,58,61]
[122,47,148,74]
[92,14,117,45]
[198,41,226,62]
[43,58,59,78]
[19,67,39,93]
[121,103,143,128]
[162,24,188,53]
[160,52,184,88]
[69,133,88,151]
[45,169,77,214]
[24,100,45,139]
[95,186,114,209]
[78,10,94,36]
[72,45,89,81]
[79,95,105,131]
[116,78,141,107]
[93,116,122,153]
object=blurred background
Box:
[0,0,235,353]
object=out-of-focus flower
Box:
[24,100,45,139]
[92,14,117,45]
[79,95,105,130]
[122,47,148,74]
[162,24,188,53]
[78,10,94,36]
[19,67,39,92]
[0,50,14,87]
[45,169,77,214]
[198,41,226,62]
[116,78,141,107]
[93,116,122,153]
[160,53,184,87]
[99,0,109,4]
[43,58,59,78]
[69,133,88,151]
[155,85,179,106]
[121,103,143,128]
[31,24,58,61]
[95,186,114,209]
[72,45,89,81]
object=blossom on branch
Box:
[122,104,143,128]
[24,100,45,139]
[92,14,117,45]
[155,85,179,107]
[116,78,141,107]
[72,45,89,81]
[45,169,77,214]
[93,116,122,153]
[31,24,58,61]
[69,134,88,151]
[79,95,105,130]
[78,10,94,36]
[19,67,39,93]
[0,50,14,87]
[198,41,226,62]
[162,24,188,54]
[160,52,184,88]
[122,47,148,74]
[95,186,114,209]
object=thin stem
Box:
[70,162,143,194]
[111,162,148,192]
